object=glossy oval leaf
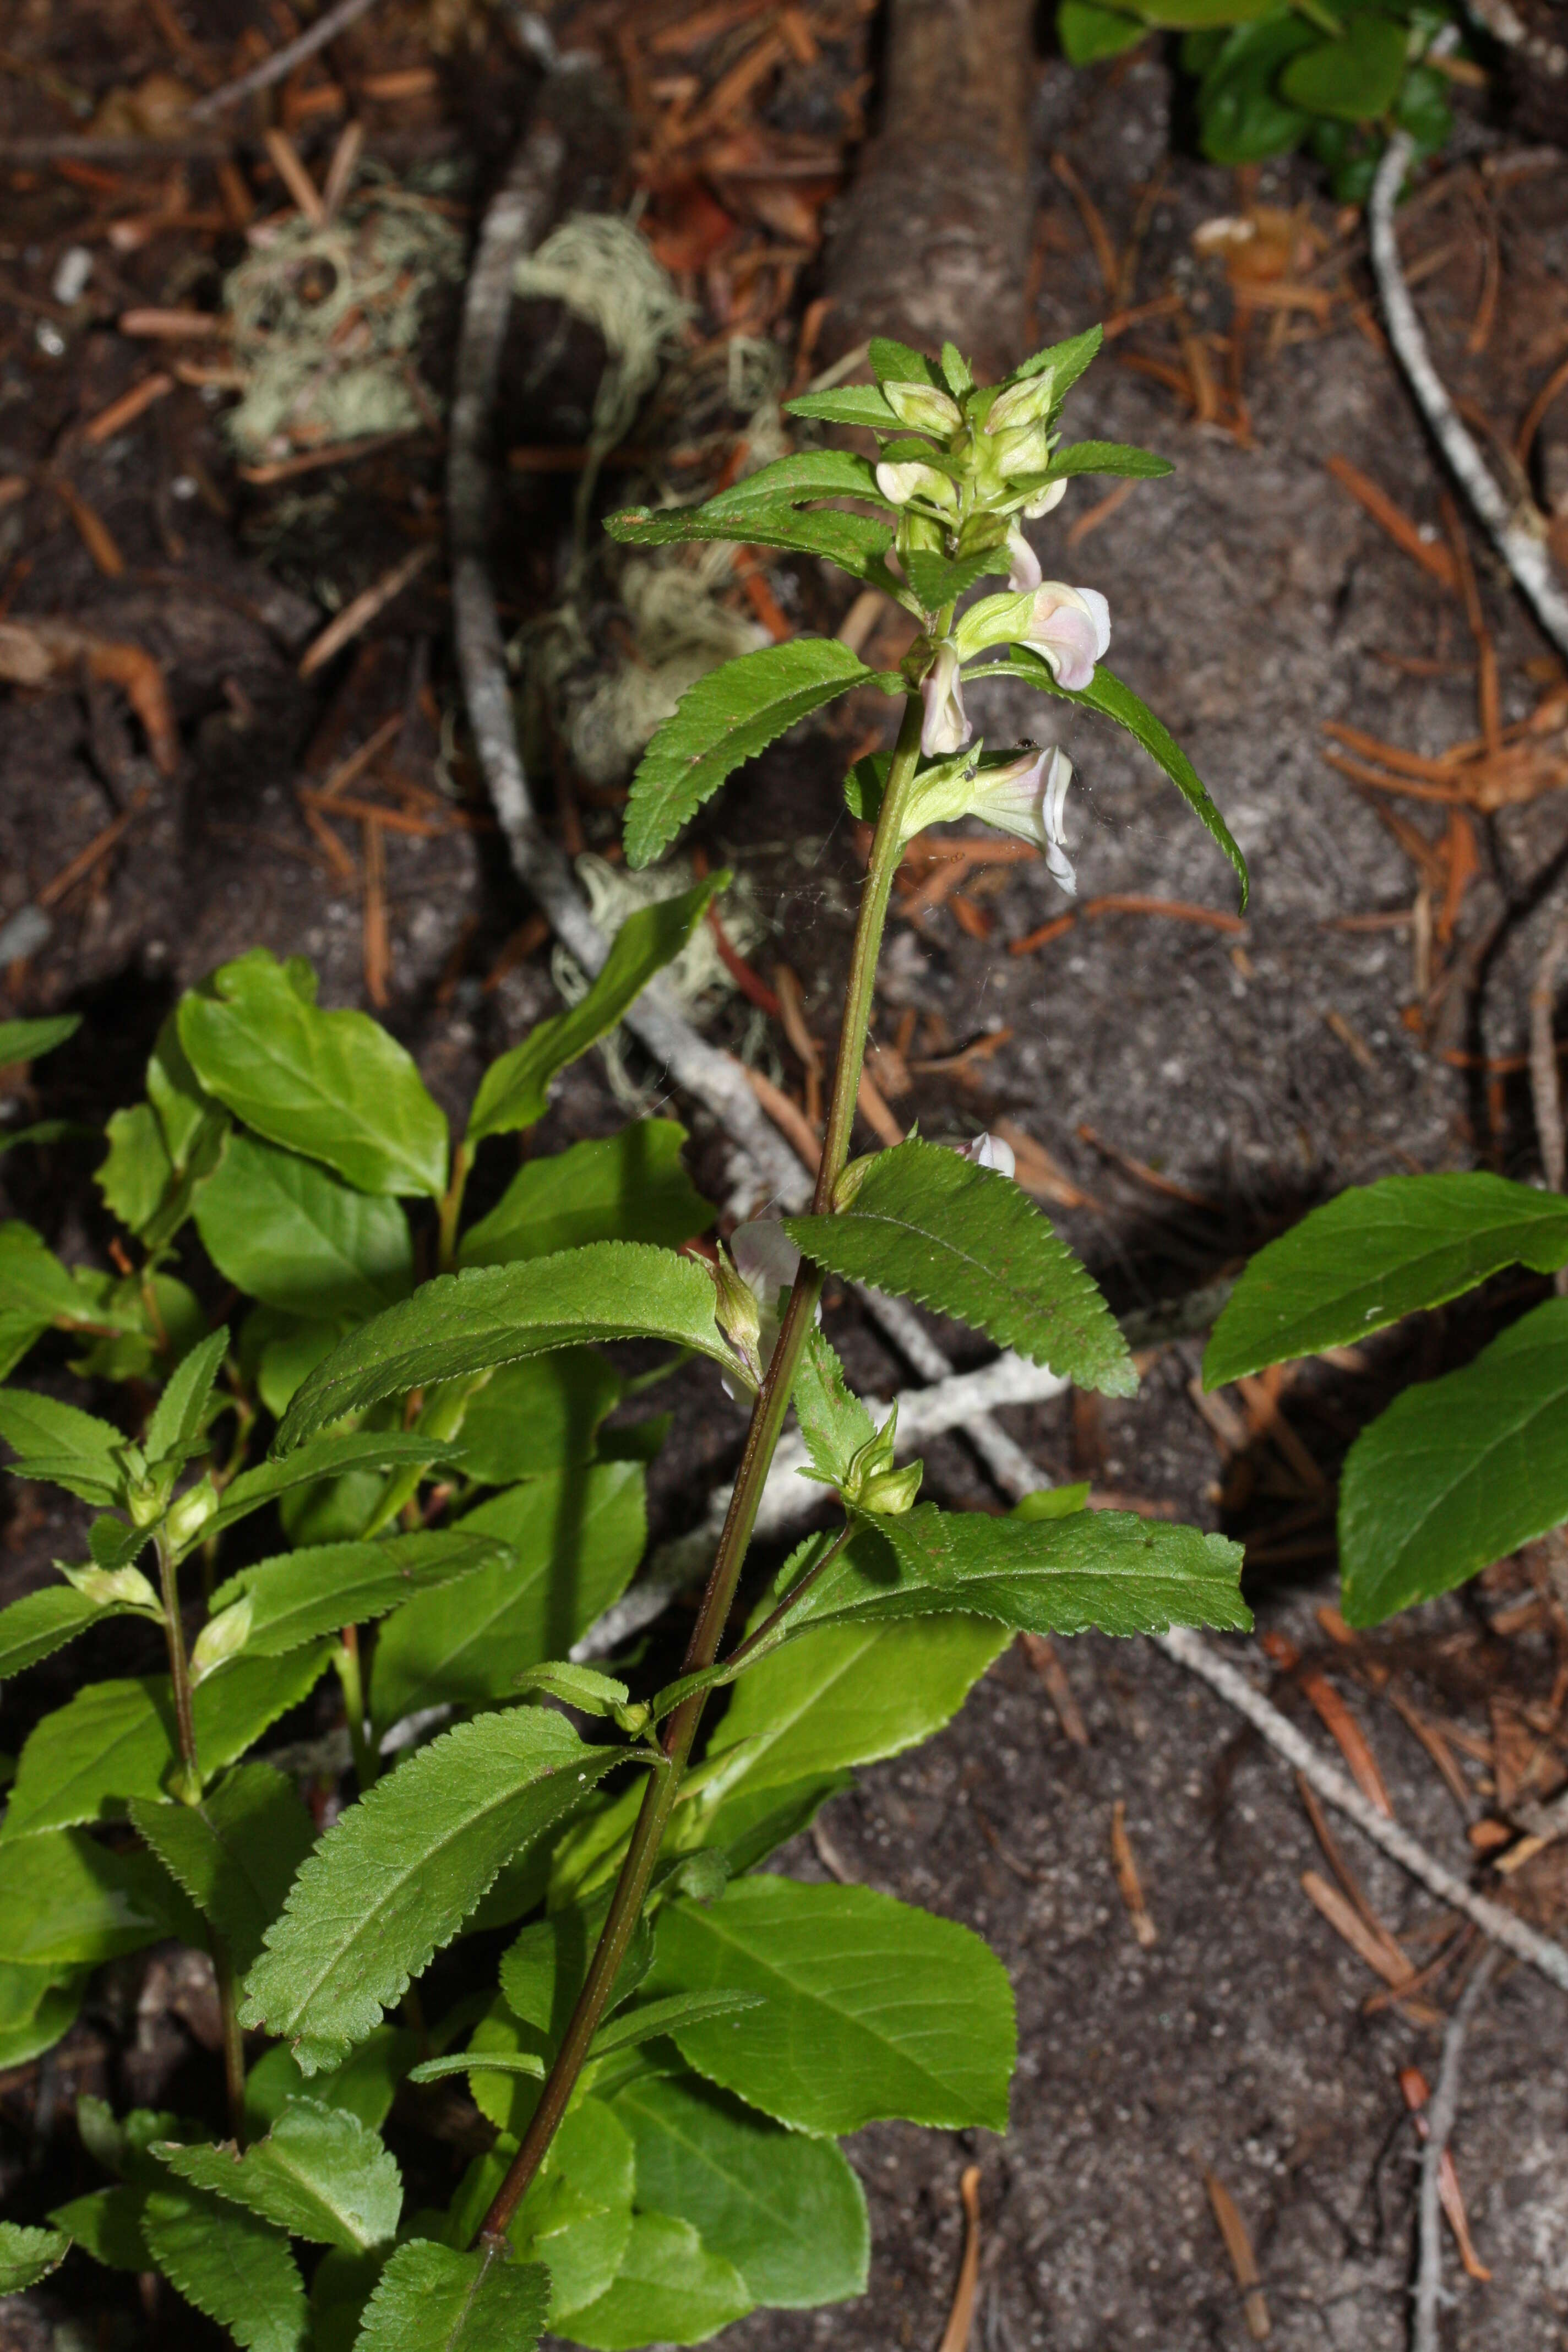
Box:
[350,2237,549,2352]
[0,1830,202,1965]
[555,2212,753,2351]
[785,1139,1134,1392]
[459,1121,714,1269]
[194,1133,412,1321]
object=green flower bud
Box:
[883,380,963,436]
[842,1406,923,1515]
[984,371,1054,435]
[127,1479,166,1529]
[164,1476,218,1552]
[834,1151,882,1210]
[58,1561,163,1614]
[707,1251,764,1391]
[190,1593,252,1684]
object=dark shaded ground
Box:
[3,5,1568,2348]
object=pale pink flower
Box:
[968,744,1079,896]
[919,641,972,757]
[1005,522,1042,595]
[1022,583,1110,692]
[959,1132,1016,1179]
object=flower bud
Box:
[834,1151,881,1211]
[1020,581,1111,692]
[919,642,972,758]
[959,1132,1017,1179]
[843,1408,922,1515]
[709,1251,764,1391]
[59,1561,162,1614]
[951,590,1037,663]
[190,1593,252,1685]
[989,420,1055,482]
[882,380,963,436]
[984,370,1054,434]
[1020,478,1069,521]
[165,1476,218,1551]
[127,1478,166,1529]
[875,460,957,513]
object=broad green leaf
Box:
[0,2223,69,2292]
[351,2238,549,2352]
[203,1431,460,1546]
[0,1586,134,1681]
[1058,0,1149,62]
[194,1134,413,1321]
[98,1103,173,1235]
[1281,14,1406,117]
[0,1955,82,2034]
[500,1893,654,2041]
[0,1221,140,1379]
[275,1246,741,1453]
[48,2185,150,2271]
[468,881,727,1142]
[243,1308,342,1418]
[144,1325,229,1467]
[0,1387,124,1504]
[438,1353,624,1484]
[1341,1297,1568,1625]
[148,1006,215,1168]
[614,2073,868,2309]
[1136,0,1278,20]
[499,2098,634,2317]
[239,1711,623,2072]
[1012,321,1103,393]
[624,639,874,870]
[558,2212,752,2350]
[177,950,448,1199]
[0,1829,200,1963]
[645,1878,1015,2135]
[459,1121,714,1270]
[1,1649,329,1839]
[0,1971,84,2068]
[1044,439,1173,480]
[605,501,896,584]
[965,653,1248,906]
[793,1502,1249,1638]
[157,2099,401,2252]
[370,1464,645,1734]
[244,2027,417,2140]
[783,383,901,429]
[69,1268,204,1385]
[1191,16,1315,165]
[0,1014,79,1066]
[792,1325,876,1488]
[140,2186,306,2352]
[211,1529,512,1660]
[1205,1172,1568,1386]
[129,1764,314,1975]
[785,1138,1134,1393]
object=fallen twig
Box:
[1204,2170,1271,2343]
[1412,1945,1502,2352]
[1369,132,1568,660]
[298,544,437,680]
[938,2168,983,2352]
[189,0,386,118]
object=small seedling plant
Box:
[1,328,1251,2350]
[1206,1169,1568,1625]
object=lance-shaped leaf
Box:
[0,1584,145,1681]
[1206,1172,1568,1386]
[202,1431,459,1545]
[613,2072,868,2310]
[965,650,1248,907]
[129,1765,314,1976]
[156,2099,401,2252]
[791,1326,876,1489]
[1041,439,1173,479]
[792,1501,1248,1637]
[0,1830,202,1964]
[1012,320,1104,393]
[140,2186,306,2352]
[209,1529,511,1660]
[644,1877,1015,2136]
[467,878,726,1143]
[783,383,901,429]
[177,950,449,1199]
[1341,1296,1568,1626]
[0,1387,125,1506]
[589,1990,763,2061]
[606,500,898,585]
[350,2237,549,2352]
[557,2212,753,2350]
[624,639,875,870]
[144,1325,230,1469]
[0,2223,69,2292]
[1,1649,330,1839]
[274,1245,739,1453]
[785,1139,1135,1393]
[239,1711,623,2072]
[459,1120,713,1270]
[0,1014,79,1066]
[612,450,884,533]
[194,1135,413,1322]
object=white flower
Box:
[968,744,1079,896]
[875,459,957,512]
[1020,582,1110,692]
[919,641,972,757]
[1005,521,1042,595]
[959,1132,1016,1179]
[1020,478,1068,521]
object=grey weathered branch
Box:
[189,0,387,118]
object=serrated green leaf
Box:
[0,1222,141,1380]
[869,336,942,386]
[1012,320,1104,393]
[245,2027,416,2142]
[0,1829,201,1964]
[903,541,1011,612]
[239,1712,623,2072]
[0,1386,123,1504]
[177,950,448,1199]
[1341,1297,1568,1626]
[557,2211,753,2350]
[459,1121,713,1270]
[605,500,896,582]
[1,1649,330,1840]
[1205,1172,1568,1386]
[157,2099,401,2252]
[0,1014,79,1067]
[350,2235,550,2352]
[438,1353,624,1484]
[144,1325,229,1467]
[0,2223,69,2292]
[0,1955,82,2034]
[275,1246,740,1454]
[793,1501,1248,1637]
[624,640,873,870]
[1044,439,1173,480]
[467,880,726,1143]
[613,2072,868,2309]
[607,453,886,559]
[792,1325,876,1488]
[141,2186,306,2352]
[1058,0,1150,62]
[591,1990,763,2061]
[406,2049,546,2086]
[786,1138,1134,1392]
[48,2185,151,2271]
[962,649,1248,906]
[644,1877,1015,2135]
[783,383,901,429]
[0,1585,135,1681]
[370,1464,645,1735]
[514,1660,629,1713]
[211,1529,510,1660]
[203,1431,459,1545]
[129,1764,314,1974]
[485,2097,634,2318]
[195,1133,413,1321]
[98,1103,174,1235]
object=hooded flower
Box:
[959,1131,1017,1179]
[967,743,1079,896]
[919,641,972,757]
[1020,582,1110,692]
[1005,521,1042,595]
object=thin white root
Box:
[1412,1943,1502,2352]
[1461,0,1568,73]
[1369,132,1568,661]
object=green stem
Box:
[475,691,928,2246]
[335,1625,378,1790]
[436,1142,471,1273]
[156,1528,201,1799]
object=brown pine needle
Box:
[1325,456,1457,590]
[298,545,437,679]
[1019,1632,1089,1746]
[938,2168,983,2352]
[1400,2066,1494,2281]
[856,1066,904,1147]
[83,371,175,445]
[1082,892,1247,934]
[361,814,389,1008]
[1051,153,1118,300]
[1300,1869,1413,1988]
[1204,2171,1271,2340]
[745,1066,821,1174]
[1110,1800,1157,1947]
[1077,1123,1217,1212]
[1067,478,1136,548]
